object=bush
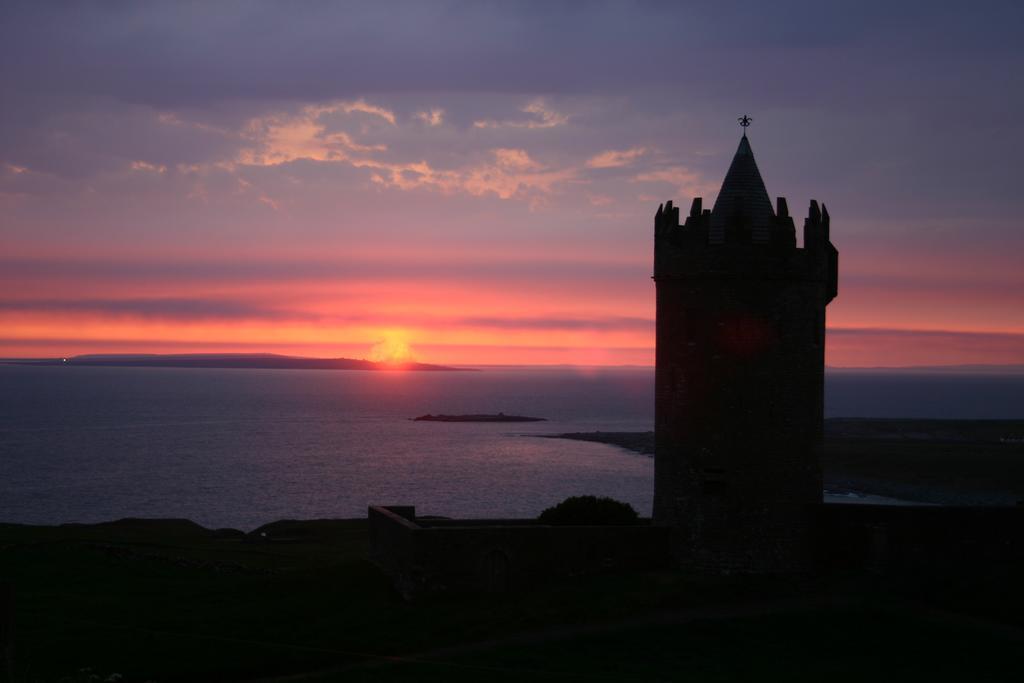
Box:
[537,495,639,526]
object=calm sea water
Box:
[1,365,1021,529]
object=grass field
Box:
[3,516,1023,682]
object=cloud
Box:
[334,99,396,125]
[9,2,1008,109]
[237,101,389,166]
[156,112,232,136]
[826,327,1024,367]
[361,148,576,200]
[454,149,577,199]
[492,148,541,171]
[0,297,292,321]
[0,255,646,287]
[0,294,654,335]
[586,147,647,169]
[829,327,1024,344]
[456,315,653,332]
[258,194,281,211]
[632,166,711,198]
[207,102,574,203]
[473,99,568,129]
[414,108,444,126]
[129,160,167,174]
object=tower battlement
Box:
[652,131,838,573]
[654,195,838,303]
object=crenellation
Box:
[804,199,823,251]
[654,200,682,238]
[776,196,789,217]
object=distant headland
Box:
[413,413,547,422]
[1,353,468,372]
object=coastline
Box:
[536,419,1024,507]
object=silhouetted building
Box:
[653,131,838,572]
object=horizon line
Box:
[2,353,1023,374]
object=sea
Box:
[1,365,1022,530]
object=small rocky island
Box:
[413,413,547,423]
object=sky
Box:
[2,1,1022,367]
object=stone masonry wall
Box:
[368,506,668,599]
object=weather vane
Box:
[738,114,753,131]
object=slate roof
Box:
[709,134,775,244]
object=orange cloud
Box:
[586,147,647,169]
[238,102,390,166]
[334,99,396,125]
[360,148,576,200]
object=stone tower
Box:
[652,130,838,573]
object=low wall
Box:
[370,503,1024,597]
[368,506,669,598]
[815,504,1024,577]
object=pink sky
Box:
[2,3,1022,367]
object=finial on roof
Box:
[710,122,773,243]
[738,114,752,136]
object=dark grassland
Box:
[824,418,1024,505]
[3,518,1024,682]
[3,523,1024,680]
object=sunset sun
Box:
[369,332,414,365]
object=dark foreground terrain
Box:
[543,418,1024,505]
[2,516,1024,682]
[3,419,1023,681]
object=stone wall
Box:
[368,506,669,599]
[369,503,1024,596]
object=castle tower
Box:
[652,127,838,573]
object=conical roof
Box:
[710,134,774,243]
